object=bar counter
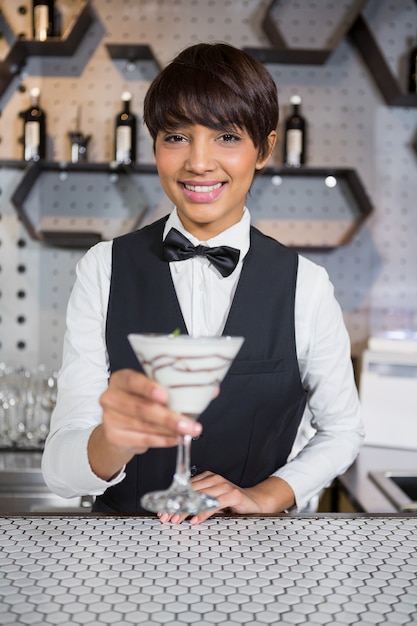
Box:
[0,513,416,625]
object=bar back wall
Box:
[0,0,416,371]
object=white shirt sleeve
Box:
[41,241,126,498]
[273,255,364,510]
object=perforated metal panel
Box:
[0,515,416,625]
[0,0,416,370]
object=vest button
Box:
[190,465,198,477]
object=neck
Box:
[177,211,245,242]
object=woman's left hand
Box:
[157,472,295,525]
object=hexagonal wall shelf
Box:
[10,161,372,250]
[106,43,161,76]
[10,160,152,248]
[244,0,369,65]
[253,166,373,249]
[349,12,417,107]
[0,0,93,98]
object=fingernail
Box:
[178,419,202,435]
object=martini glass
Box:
[128,333,244,514]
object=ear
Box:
[255,131,277,170]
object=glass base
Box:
[141,487,219,515]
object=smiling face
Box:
[155,124,276,239]
[143,43,279,239]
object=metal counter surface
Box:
[0,453,90,513]
[337,445,417,513]
[0,514,416,625]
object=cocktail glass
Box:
[128,333,244,514]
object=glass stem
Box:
[173,434,192,491]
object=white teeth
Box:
[184,182,222,192]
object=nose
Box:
[184,137,215,173]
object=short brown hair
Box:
[143,42,278,160]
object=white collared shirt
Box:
[42,208,364,511]
[163,208,250,336]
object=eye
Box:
[219,133,240,143]
[164,133,187,143]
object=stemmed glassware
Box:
[128,333,244,515]
[0,363,57,449]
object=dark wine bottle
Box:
[408,39,417,93]
[20,87,46,162]
[68,106,91,163]
[114,92,137,164]
[32,0,55,41]
[283,95,307,167]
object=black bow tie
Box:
[162,228,240,278]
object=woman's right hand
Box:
[88,369,202,482]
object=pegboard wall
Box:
[0,0,416,372]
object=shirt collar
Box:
[163,207,251,260]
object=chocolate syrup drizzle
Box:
[138,352,233,389]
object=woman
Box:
[42,42,363,524]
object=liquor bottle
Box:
[20,87,46,161]
[68,106,91,163]
[283,95,307,167]
[408,38,417,93]
[32,0,55,41]
[114,92,137,164]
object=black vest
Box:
[94,216,307,513]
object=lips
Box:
[181,181,225,202]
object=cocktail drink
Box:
[128,333,244,514]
